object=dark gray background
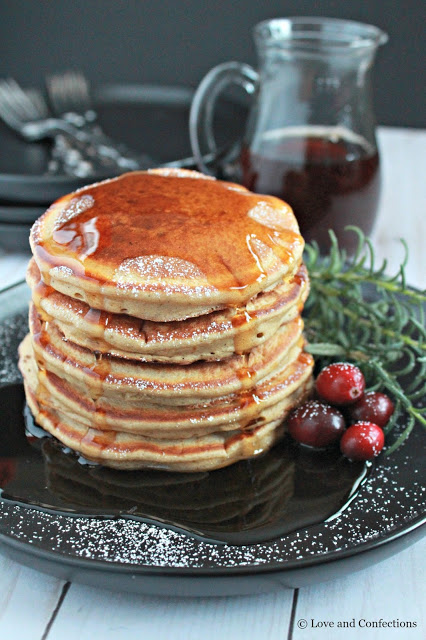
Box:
[0,0,424,127]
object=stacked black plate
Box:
[0,84,246,251]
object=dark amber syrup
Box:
[241,130,380,254]
[0,384,371,545]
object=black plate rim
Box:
[93,82,194,106]
[0,171,113,187]
[0,505,424,577]
[0,221,33,230]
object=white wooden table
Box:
[0,127,424,640]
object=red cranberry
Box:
[316,362,365,405]
[287,400,346,448]
[349,391,394,427]
[340,421,385,461]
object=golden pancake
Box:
[20,332,313,439]
[29,304,305,402]
[23,377,303,471]
[30,169,304,322]
[28,258,309,363]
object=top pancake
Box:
[30,168,304,322]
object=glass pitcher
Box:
[190,17,388,253]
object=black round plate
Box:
[0,84,246,205]
[0,204,45,224]
[0,282,424,596]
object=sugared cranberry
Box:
[287,400,346,448]
[316,363,365,405]
[340,421,385,461]
[349,391,394,427]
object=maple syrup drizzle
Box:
[234,351,262,430]
[30,255,112,430]
[83,307,111,339]
[231,308,258,356]
[32,277,54,308]
[231,299,304,433]
[81,427,116,452]
[30,267,56,324]
[33,172,302,293]
[229,265,307,357]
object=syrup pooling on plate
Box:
[32,172,303,295]
[0,384,370,546]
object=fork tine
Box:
[70,72,88,112]
[0,83,38,126]
[26,89,50,118]
[47,70,92,116]
[0,79,50,136]
[0,88,23,130]
[46,73,67,114]
[69,73,82,112]
[0,80,30,120]
[69,70,91,111]
[46,74,63,114]
[4,79,40,119]
[0,79,49,120]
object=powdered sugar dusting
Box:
[50,265,74,278]
[54,195,94,230]
[248,201,293,231]
[115,256,206,280]
[112,256,217,297]
[0,313,28,384]
[148,168,215,180]
[30,213,48,245]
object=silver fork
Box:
[46,71,153,169]
[0,77,223,175]
[46,70,97,129]
[45,71,219,171]
[0,79,97,176]
[0,78,134,177]
[0,78,94,142]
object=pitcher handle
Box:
[189,62,259,176]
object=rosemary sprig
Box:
[303,227,425,455]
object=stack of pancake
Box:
[19,168,314,471]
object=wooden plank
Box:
[0,554,66,640]
[47,586,294,640]
[292,537,426,640]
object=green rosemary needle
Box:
[303,227,425,455]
